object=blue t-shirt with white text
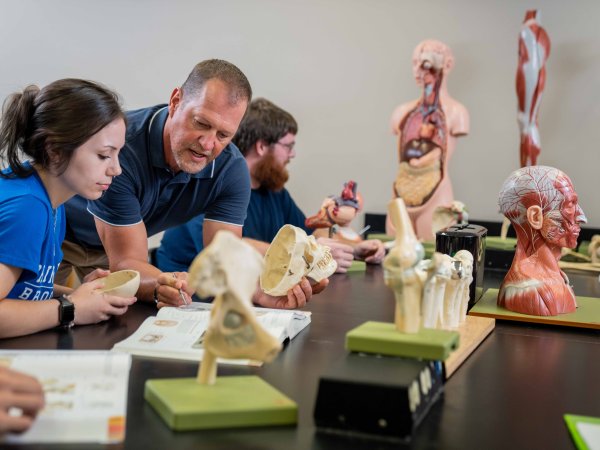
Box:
[0,168,65,300]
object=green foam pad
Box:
[346,321,459,360]
[347,260,366,273]
[421,241,435,258]
[470,288,600,329]
[367,233,394,242]
[485,236,517,251]
[145,375,297,430]
[578,240,590,256]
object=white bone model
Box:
[188,230,282,385]
[384,198,474,333]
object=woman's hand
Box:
[70,279,137,325]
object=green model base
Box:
[144,375,297,431]
[560,239,591,262]
[345,321,460,360]
[347,260,366,273]
[578,240,591,256]
[470,288,600,330]
[485,236,517,251]
[422,240,435,258]
[367,232,394,242]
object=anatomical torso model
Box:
[389,39,469,241]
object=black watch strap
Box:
[56,294,75,328]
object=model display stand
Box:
[486,236,517,251]
[371,232,436,261]
[145,376,296,431]
[344,315,494,380]
[366,232,394,243]
[145,231,297,430]
[443,315,495,378]
[470,288,600,330]
[314,353,443,442]
[346,321,458,360]
[346,260,366,273]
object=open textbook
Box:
[0,351,131,444]
[112,303,311,365]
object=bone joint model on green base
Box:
[145,231,298,430]
[383,198,474,334]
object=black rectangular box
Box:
[314,353,443,441]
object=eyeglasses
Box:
[274,140,295,152]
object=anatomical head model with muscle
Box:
[498,166,586,316]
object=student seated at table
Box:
[0,367,44,435]
[156,98,385,273]
[0,79,137,338]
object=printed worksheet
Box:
[0,351,131,444]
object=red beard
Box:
[253,152,289,191]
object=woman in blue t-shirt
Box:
[0,79,137,338]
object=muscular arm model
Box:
[516,10,551,167]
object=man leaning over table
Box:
[58,60,326,310]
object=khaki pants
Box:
[55,239,109,286]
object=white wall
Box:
[2,0,599,228]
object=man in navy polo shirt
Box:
[155,98,385,273]
[59,60,324,309]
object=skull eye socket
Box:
[223,311,245,329]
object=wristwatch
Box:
[56,294,75,328]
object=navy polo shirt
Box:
[65,105,250,249]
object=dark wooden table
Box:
[1,267,599,449]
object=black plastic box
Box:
[314,353,443,442]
